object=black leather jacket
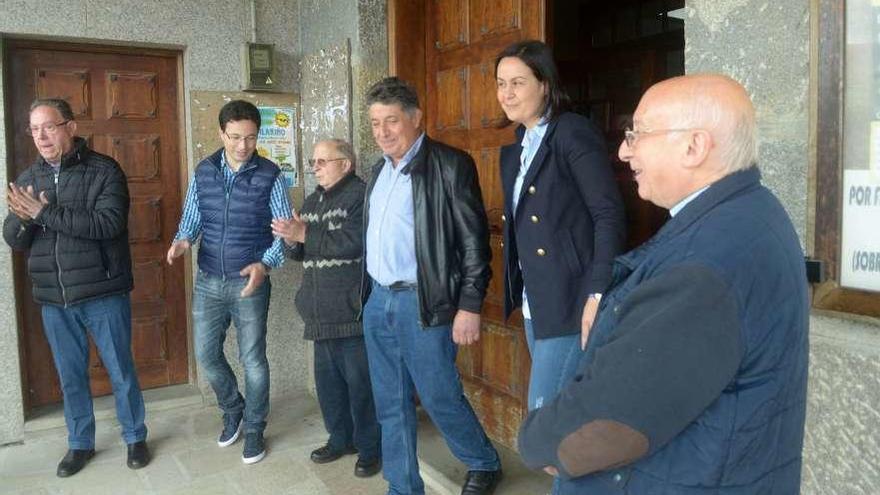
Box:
[361,136,491,327]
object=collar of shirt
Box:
[220,151,257,174]
[520,119,549,158]
[669,185,710,217]
[385,132,426,174]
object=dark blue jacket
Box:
[518,167,809,494]
[500,112,625,337]
[195,149,279,278]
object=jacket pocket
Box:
[556,229,583,275]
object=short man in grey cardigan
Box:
[273,139,381,478]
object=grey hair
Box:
[320,138,357,170]
[30,98,75,121]
[365,77,420,114]
[666,80,758,174]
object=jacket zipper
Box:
[53,170,69,306]
[312,191,324,324]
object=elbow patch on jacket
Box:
[557,419,648,477]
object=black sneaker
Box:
[242,431,266,464]
[217,413,243,447]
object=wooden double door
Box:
[391,0,676,447]
[5,41,189,410]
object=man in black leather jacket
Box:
[361,77,502,495]
[4,98,149,477]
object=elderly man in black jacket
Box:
[273,138,381,478]
[361,77,502,495]
[4,98,149,477]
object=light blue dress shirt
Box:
[366,132,426,286]
[669,185,710,217]
[512,120,549,320]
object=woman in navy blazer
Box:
[496,40,626,413]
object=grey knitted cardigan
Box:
[287,172,365,340]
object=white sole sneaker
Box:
[242,449,266,464]
[217,421,242,448]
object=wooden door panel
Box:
[470,62,505,130]
[8,41,188,409]
[473,147,503,231]
[434,66,469,131]
[130,316,169,364]
[36,68,91,118]
[93,134,162,181]
[471,0,522,41]
[107,71,158,119]
[433,0,469,51]
[129,197,163,243]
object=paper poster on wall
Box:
[841,167,880,292]
[257,106,298,188]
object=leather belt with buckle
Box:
[389,281,417,291]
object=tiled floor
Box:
[0,388,551,495]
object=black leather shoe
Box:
[461,468,503,495]
[126,441,150,469]
[56,449,95,477]
[310,444,357,464]
[354,457,382,477]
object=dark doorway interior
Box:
[551,0,685,249]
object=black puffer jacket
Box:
[361,136,491,327]
[3,137,133,306]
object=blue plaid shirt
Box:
[173,151,293,268]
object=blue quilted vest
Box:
[195,149,278,278]
[560,168,808,494]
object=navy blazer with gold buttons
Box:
[500,112,626,339]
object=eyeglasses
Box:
[223,132,258,145]
[623,127,696,148]
[26,120,70,136]
[308,157,347,168]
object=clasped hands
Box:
[7,183,48,221]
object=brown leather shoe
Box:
[56,449,95,477]
[461,468,503,495]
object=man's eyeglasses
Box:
[623,127,696,148]
[26,120,71,136]
[308,158,347,168]
[223,132,258,145]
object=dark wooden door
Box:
[6,41,188,410]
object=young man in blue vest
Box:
[166,100,292,464]
[517,74,809,494]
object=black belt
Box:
[388,281,417,291]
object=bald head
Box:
[642,74,757,174]
[619,74,758,210]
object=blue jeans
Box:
[41,293,147,449]
[193,270,270,433]
[314,336,381,460]
[524,318,583,494]
[523,319,583,411]
[363,282,500,495]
